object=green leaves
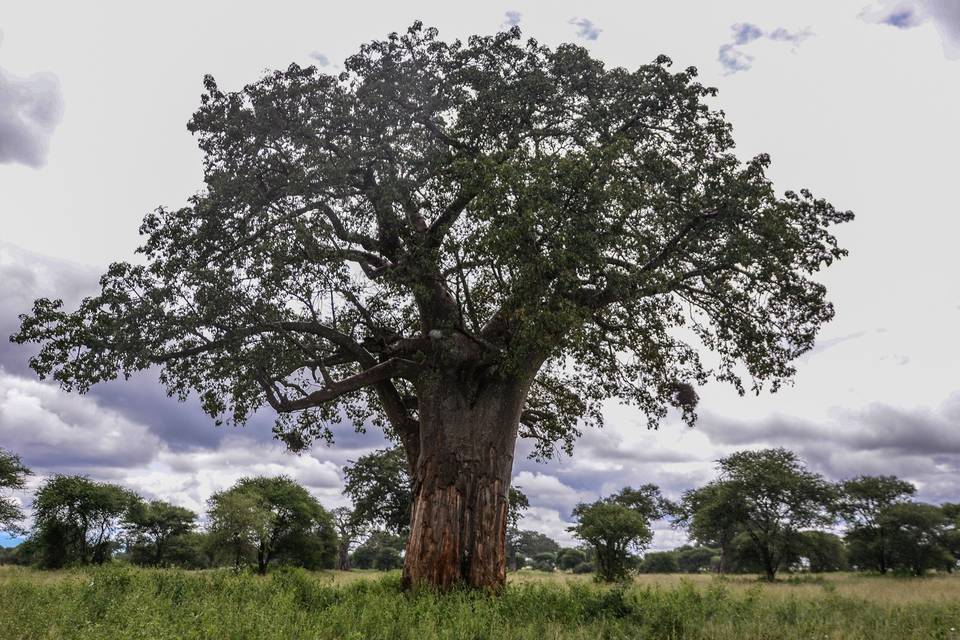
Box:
[11,22,852,459]
[569,485,663,582]
[0,448,31,535]
[679,448,837,579]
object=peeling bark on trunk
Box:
[402,375,529,590]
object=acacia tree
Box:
[706,449,836,581]
[11,24,852,588]
[125,500,197,566]
[879,503,954,575]
[0,448,31,535]
[837,475,915,574]
[208,476,334,574]
[343,447,412,536]
[31,475,137,568]
[570,486,663,582]
[676,481,746,573]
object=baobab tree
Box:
[12,23,853,589]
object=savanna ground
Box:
[2,565,959,639]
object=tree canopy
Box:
[0,448,31,535]
[31,475,137,568]
[207,475,336,574]
[570,486,663,582]
[12,22,853,461]
[125,500,198,567]
[838,475,916,574]
[342,446,412,535]
[681,448,836,580]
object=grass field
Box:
[2,565,960,639]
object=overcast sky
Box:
[1,0,959,549]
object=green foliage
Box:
[351,531,406,570]
[676,482,743,572]
[0,448,31,535]
[638,551,679,574]
[343,447,412,535]
[879,503,955,576]
[507,529,561,570]
[570,486,663,582]
[3,565,960,639]
[507,486,530,530]
[675,546,720,574]
[125,500,197,567]
[839,475,916,574]
[555,547,587,571]
[11,23,853,468]
[797,531,848,573]
[530,552,557,572]
[30,475,138,568]
[681,449,836,580]
[207,476,336,574]
[639,546,720,574]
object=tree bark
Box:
[401,375,529,590]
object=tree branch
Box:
[258,357,419,412]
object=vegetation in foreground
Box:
[3,565,960,640]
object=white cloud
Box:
[718,22,812,74]
[0,370,161,469]
[0,32,63,168]
[568,17,601,41]
[861,0,960,58]
[513,471,592,516]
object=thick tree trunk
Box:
[402,376,528,590]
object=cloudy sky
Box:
[1,0,959,549]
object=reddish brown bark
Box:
[401,376,528,590]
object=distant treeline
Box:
[2,446,959,580]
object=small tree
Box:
[838,475,915,574]
[343,447,412,536]
[0,448,31,536]
[570,486,663,582]
[694,449,835,581]
[13,22,853,589]
[942,503,960,567]
[507,528,560,569]
[31,475,137,568]
[505,486,531,571]
[331,506,366,571]
[674,545,719,573]
[556,547,587,571]
[880,503,954,576]
[351,530,406,569]
[207,488,273,571]
[530,551,557,571]
[638,550,678,573]
[798,531,847,572]
[125,500,197,567]
[208,476,335,574]
[676,482,744,573]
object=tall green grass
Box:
[2,565,959,639]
